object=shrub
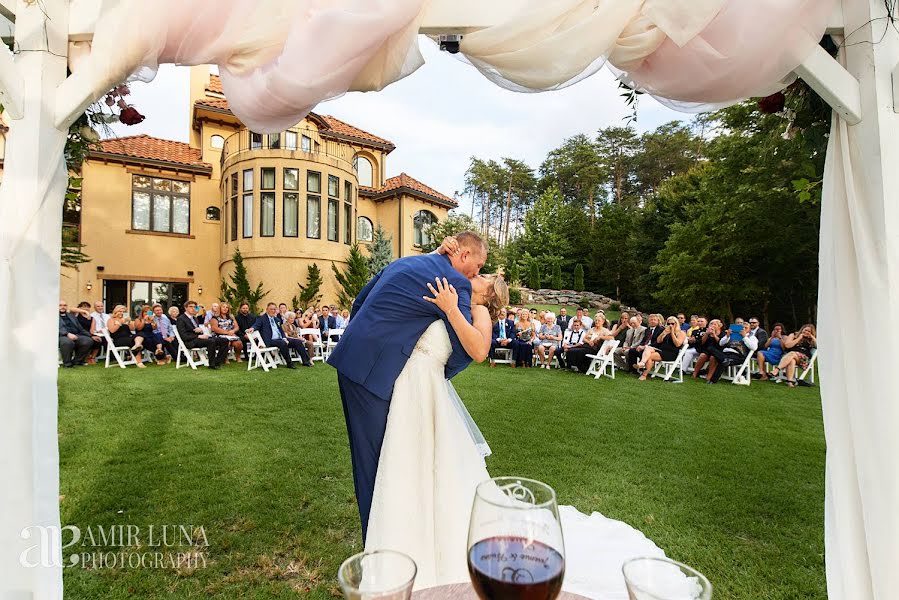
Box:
[610,301,621,312]
[509,287,522,305]
[528,262,541,289]
[574,264,585,291]
[579,295,592,308]
[551,263,562,290]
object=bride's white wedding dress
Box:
[365,321,668,599]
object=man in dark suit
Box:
[490,308,516,365]
[557,307,571,333]
[319,305,339,343]
[248,302,312,368]
[235,302,256,360]
[176,300,229,369]
[327,231,486,541]
[627,313,663,372]
[58,300,95,367]
[748,317,768,348]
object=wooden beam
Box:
[794,44,862,125]
[0,41,23,118]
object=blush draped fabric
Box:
[67,0,836,132]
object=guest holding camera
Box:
[636,316,686,381]
[771,324,817,387]
[704,322,758,384]
[756,322,785,381]
[106,304,147,368]
[692,319,723,379]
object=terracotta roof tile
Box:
[364,173,457,207]
[91,134,211,170]
[195,97,231,111]
[206,74,224,95]
[319,115,394,149]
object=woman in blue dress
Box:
[757,322,785,380]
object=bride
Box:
[364,274,665,597]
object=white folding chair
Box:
[798,349,818,383]
[324,328,344,359]
[722,352,754,386]
[173,326,209,370]
[584,340,620,380]
[491,347,514,366]
[247,330,281,372]
[650,340,690,383]
[299,328,326,362]
[100,328,138,368]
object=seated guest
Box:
[636,316,687,381]
[490,308,516,366]
[676,313,688,332]
[613,316,645,372]
[558,318,586,369]
[176,300,229,369]
[73,301,103,364]
[609,311,631,340]
[627,314,663,372]
[705,322,758,384]
[567,307,592,330]
[747,317,768,349]
[535,312,563,369]
[210,302,243,364]
[247,302,312,368]
[686,315,699,334]
[565,316,614,373]
[136,305,163,360]
[771,324,817,387]
[681,316,708,374]
[297,308,320,358]
[692,319,723,378]
[150,303,177,364]
[203,302,220,325]
[319,304,338,342]
[556,307,571,333]
[278,303,289,322]
[59,300,96,368]
[105,304,146,368]
[167,305,180,323]
[90,301,110,332]
[511,309,537,368]
[341,309,350,327]
[756,322,785,381]
[235,302,256,359]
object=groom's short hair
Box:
[455,231,487,255]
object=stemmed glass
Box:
[622,557,712,600]
[338,550,417,600]
[467,477,565,600]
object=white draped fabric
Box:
[3,1,883,599]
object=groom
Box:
[327,231,487,539]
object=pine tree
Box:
[508,262,520,285]
[293,263,324,310]
[551,263,562,290]
[528,262,541,290]
[368,225,394,278]
[574,264,585,292]
[332,243,370,310]
[220,248,268,313]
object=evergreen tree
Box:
[332,243,370,310]
[220,248,268,313]
[508,262,520,285]
[551,263,562,290]
[528,262,541,290]
[292,263,324,310]
[574,264,585,291]
[368,225,394,278]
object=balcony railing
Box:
[221,127,356,168]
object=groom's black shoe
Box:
[285,362,296,369]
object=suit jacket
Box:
[59,313,89,337]
[751,327,769,349]
[640,325,664,347]
[557,315,572,332]
[623,325,646,349]
[327,252,473,401]
[492,319,516,342]
[319,314,338,333]
[176,313,205,345]
[251,314,289,346]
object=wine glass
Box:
[467,477,565,600]
[337,550,417,600]
[622,557,712,599]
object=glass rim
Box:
[337,549,418,596]
[621,556,712,598]
[476,476,558,510]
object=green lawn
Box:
[58,361,825,599]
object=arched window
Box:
[357,216,374,242]
[353,154,374,187]
[206,206,221,221]
[210,135,224,149]
[413,210,437,248]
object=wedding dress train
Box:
[365,321,666,599]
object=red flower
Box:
[758,92,786,114]
[118,106,145,125]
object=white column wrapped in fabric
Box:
[0,1,69,598]
[819,3,899,596]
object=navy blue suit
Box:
[251,313,311,367]
[327,252,473,539]
[491,318,516,359]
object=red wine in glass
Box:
[468,536,564,600]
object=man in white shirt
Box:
[558,318,586,368]
[90,301,110,332]
[568,307,592,331]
